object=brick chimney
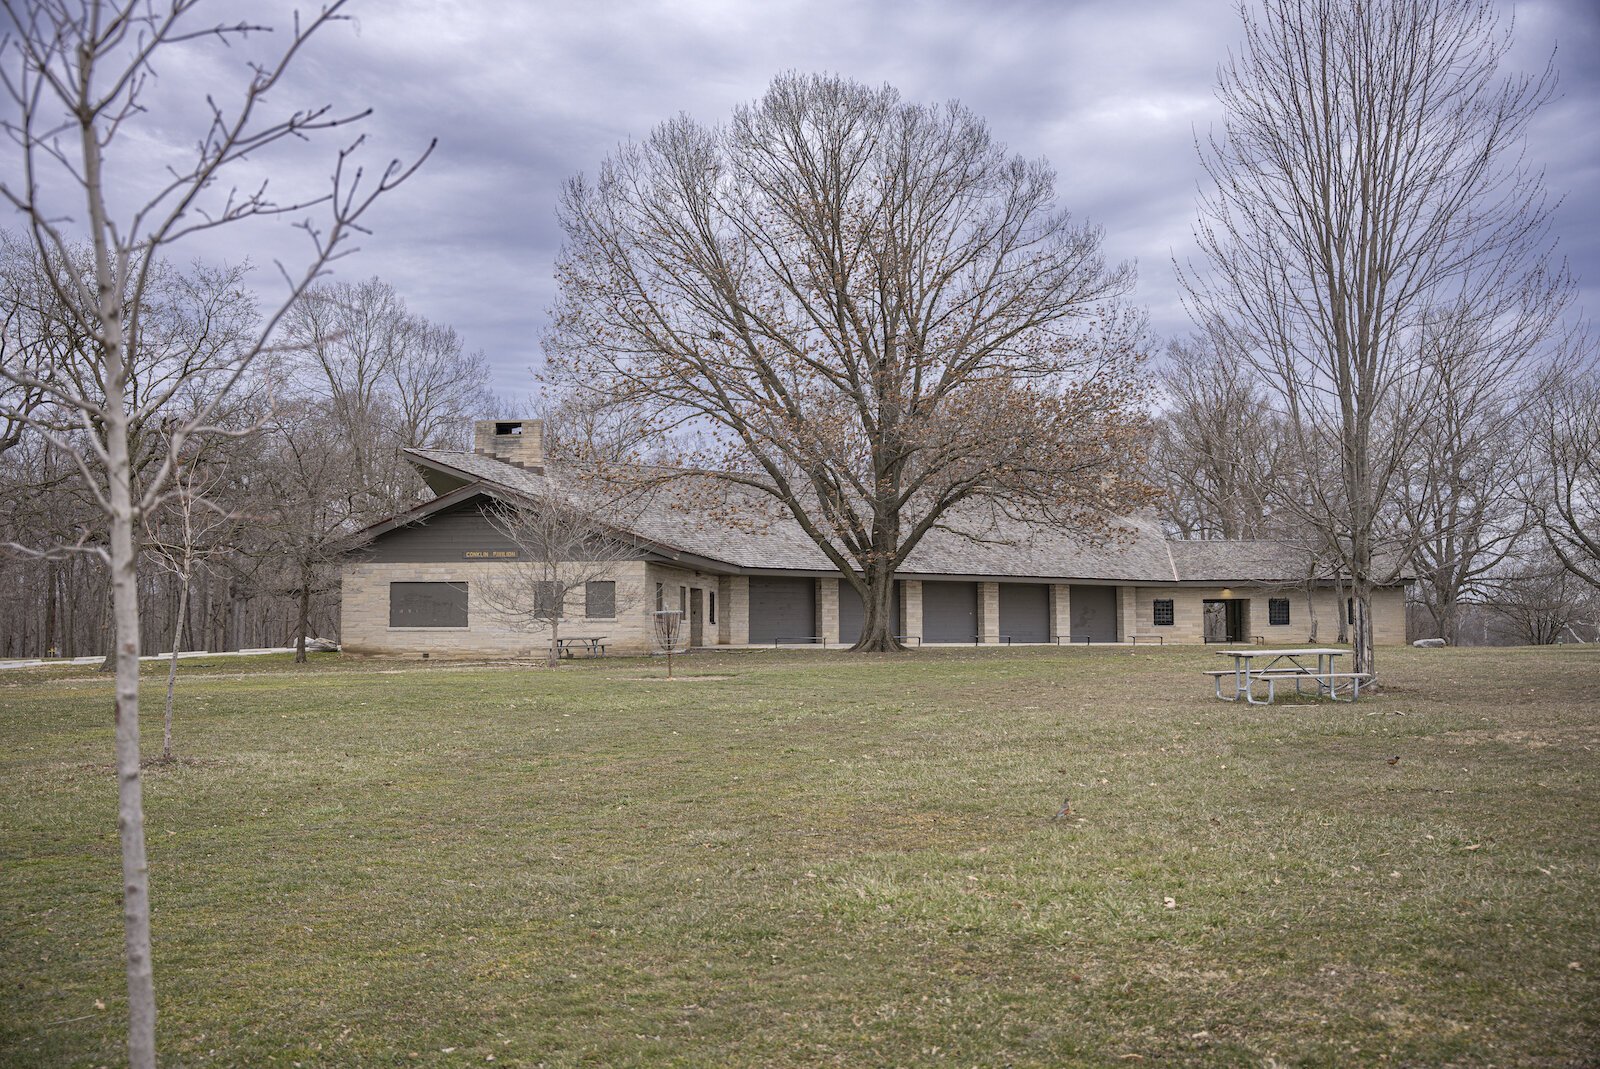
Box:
[473,419,545,471]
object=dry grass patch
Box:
[1,644,1596,1067]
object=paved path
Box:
[0,647,308,672]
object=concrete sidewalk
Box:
[0,647,310,672]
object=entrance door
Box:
[689,588,704,647]
[1203,599,1249,642]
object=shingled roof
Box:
[400,447,1337,585]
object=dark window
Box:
[1269,598,1291,626]
[534,581,563,619]
[1346,597,1355,625]
[585,581,616,618]
[655,582,664,612]
[1152,599,1174,626]
[679,585,688,613]
[708,590,717,624]
[389,582,468,628]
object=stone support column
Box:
[1117,586,1137,643]
[817,578,840,646]
[1050,583,1071,643]
[721,575,749,645]
[901,580,923,643]
[979,581,1000,644]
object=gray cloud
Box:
[4,0,1594,397]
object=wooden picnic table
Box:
[555,635,608,658]
[1205,647,1368,705]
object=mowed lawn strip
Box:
[2,646,1597,1067]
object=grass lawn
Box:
[2,645,1597,1067]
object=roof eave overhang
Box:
[395,450,745,572]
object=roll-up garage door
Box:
[1069,584,1118,643]
[998,583,1051,643]
[748,577,816,644]
[922,580,978,643]
[838,580,903,645]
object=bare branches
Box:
[1525,345,1600,591]
[548,73,1155,650]
[0,4,428,1065]
[1183,0,1572,674]
[474,486,645,667]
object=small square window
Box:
[1153,599,1174,626]
[1268,598,1290,626]
[533,581,563,620]
[585,581,616,618]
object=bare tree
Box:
[1399,312,1539,644]
[1526,349,1600,591]
[474,489,642,667]
[549,73,1156,651]
[253,403,372,663]
[1184,0,1572,679]
[283,276,492,504]
[1487,555,1598,646]
[0,4,428,1064]
[533,386,667,467]
[1150,331,1286,539]
[144,452,236,760]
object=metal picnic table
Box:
[555,635,608,658]
[1207,647,1367,705]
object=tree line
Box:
[0,262,494,661]
[1145,0,1598,652]
[1148,327,1598,646]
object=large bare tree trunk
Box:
[850,564,903,653]
[1351,589,1375,679]
[44,559,58,656]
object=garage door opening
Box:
[748,577,817,645]
[1069,585,1118,643]
[922,581,978,643]
[998,583,1051,643]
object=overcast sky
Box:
[6,0,1597,399]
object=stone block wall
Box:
[340,559,653,656]
[1049,583,1071,641]
[643,563,726,648]
[1126,584,1408,645]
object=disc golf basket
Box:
[652,610,688,677]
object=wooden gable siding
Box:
[356,499,540,564]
